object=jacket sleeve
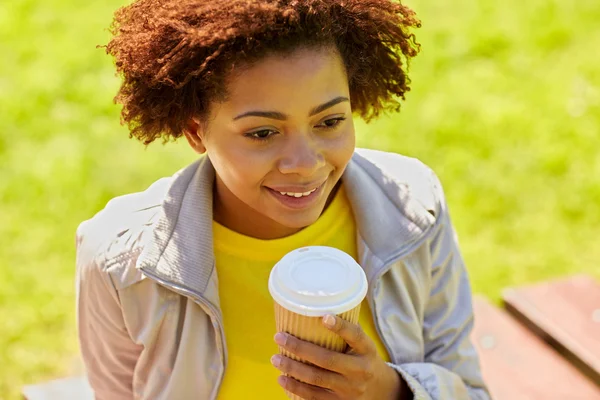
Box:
[388,171,492,400]
[76,223,143,400]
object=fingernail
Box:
[277,375,288,387]
[271,355,281,368]
[274,332,288,346]
[324,314,336,327]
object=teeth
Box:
[277,188,317,197]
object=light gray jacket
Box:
[76,148,491,400]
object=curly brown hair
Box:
[103,0,421,145]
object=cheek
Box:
[211,147,273,193]
[326,127,355,168]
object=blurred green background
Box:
[1,0,599,398]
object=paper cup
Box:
[269,246,368,398]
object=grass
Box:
[1,0,599,398]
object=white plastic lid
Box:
[268,246,368,317]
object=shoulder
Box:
[353,148,446,218]
[75,162,195,289]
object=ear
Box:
[184,117,206,154]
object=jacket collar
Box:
[137,151,435,300]
[343,151,435,262]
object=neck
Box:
[212,178,303,240]
[212,177,340,240]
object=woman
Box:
[76,0,491,399]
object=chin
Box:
[275,210,322,230]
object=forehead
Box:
[221,46,350,113]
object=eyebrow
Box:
[232,96,350,121]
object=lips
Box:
[266,180,326,210]
[267,179,326,194]
[276,188,318,198]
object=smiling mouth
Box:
[265,181,327,209]
[275,188,318,198]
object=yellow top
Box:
[214,184,390,399]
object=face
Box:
[185,46,355,239]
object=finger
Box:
[278,375,337,400]
[274,332,362,375]
[271,354,346,391]
[323,315,375,355]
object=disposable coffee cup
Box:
[268,245,368,363]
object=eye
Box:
[317,117,347,129]
[245,129,277,141]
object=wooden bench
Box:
[23,275,600,399]
[472,298,600,399]
[503,274,600,385]
[22,376,93,400]
[472,274,600,399]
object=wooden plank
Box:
[471,296,600,399]
[502,274,600,386]
[22,376,93,400]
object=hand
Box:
[271,314,408,399]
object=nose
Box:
[277,134,326,177]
